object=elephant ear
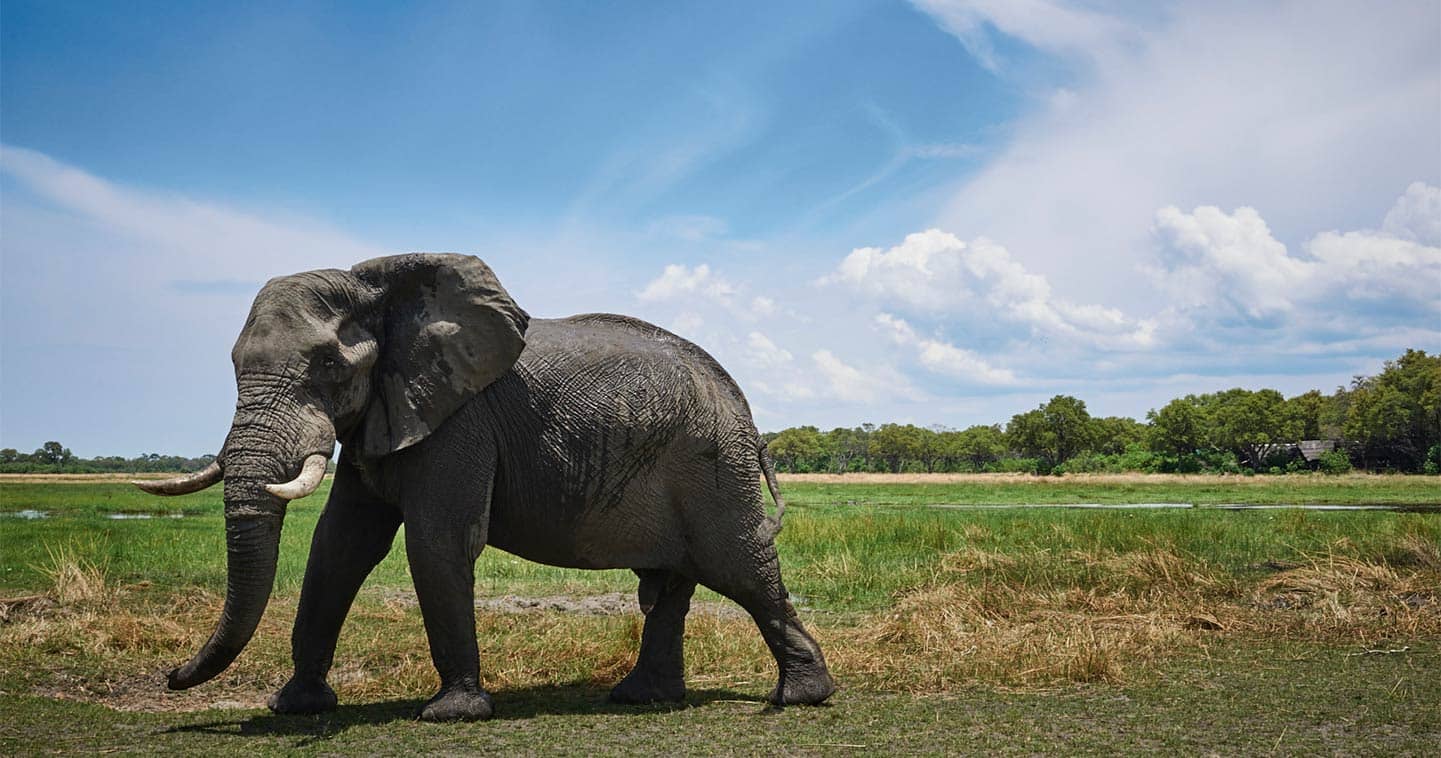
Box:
[350,253,529,458]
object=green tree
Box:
[1287,390,1327,440]
[822,427,867,472]
[1092,416,1146,455]
[1206,388,1302,470]
[870,423,926,473]
[1007,395,1095,470]
[768,426,824,472]
[1147,397,1209,456]
[1342,349,1441,471]
[952,424,1007,470]
[35,441,73,465]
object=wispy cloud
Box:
[0,145,388,454]
[911,0,1135,72]
[0,145,384,276]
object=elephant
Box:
[135,253,835,721]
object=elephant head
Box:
[136,254,528,689]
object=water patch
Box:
[106,513,186,520]
[1205,503,1441,512]
[1,509,48,519]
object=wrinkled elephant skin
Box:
[137,253,834,721]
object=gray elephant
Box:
[136,253,834,721]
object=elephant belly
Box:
[486,468,688,571]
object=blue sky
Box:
[2,1,1438,456]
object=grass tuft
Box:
[35,544,109,606]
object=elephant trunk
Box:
[167,401,335,690]
[166,513,282,689]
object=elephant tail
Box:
[759,440,786,537]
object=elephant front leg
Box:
[270,465,401,715]
[406,518,493,721]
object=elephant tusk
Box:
[133,460,223,496]
[264,454,329,500]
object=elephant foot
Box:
[609,668,686,704]
[267,676,337,715]
[419,684,494,722]
[769,665,836,707]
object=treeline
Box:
[5,350,1436,476]
[0,443,216,474]
[764,349,1441,475]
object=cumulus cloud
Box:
[825,229,1156,349]
[637,263,737,303]
[812,350,899,404]
[747,331,794,368]
[743,332,816,402]
[1381,181,1441,246]
[874,313,1017,385]
[1151,205,1307,321]
[915,2,1440,316]
[1150,184,1441,330]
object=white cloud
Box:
[669,311,705,337]
[910,0,1132,72]
[875,313,1017,385]
[637,263,736,303]
[812,350,895,404]
[1151,205,1307,320]
[0,145,388,455]
[745,332,816,403]
[916,2,1440,316]
[826,228,1156,349]
[1150,186,1441,329]
[0,144,383,277]
[747,331,794,368]
[1382,181,1441,246]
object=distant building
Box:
[1296,439,1339,462]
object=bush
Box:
[1052,453,1109,474]
[1317,450,1353,475]
[1425,445,1441,475]
[990,457,1040,474]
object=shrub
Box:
[1316,450,1353,475]
[990,457,1040,474]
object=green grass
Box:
[781,473,1441,507]
[4,477,1438,609]
[2,475,1438,754]
[1,643,1436,755]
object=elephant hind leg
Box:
[693,539,835,706]
[610,569,696,704]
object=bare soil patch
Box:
[371,588,745,618]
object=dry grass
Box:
[5,541,1437,713]
[34,545,110,605]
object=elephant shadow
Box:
[164,684,769,744]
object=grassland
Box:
[2,474,1438,754]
